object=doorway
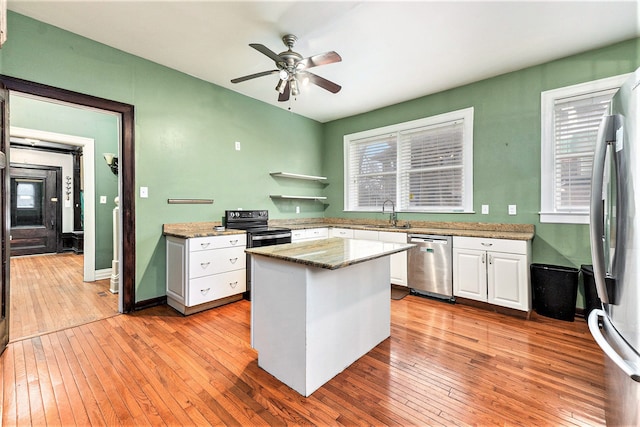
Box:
[9,164,60,256]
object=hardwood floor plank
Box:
[1,293,606,426]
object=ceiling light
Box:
[291,79,299,96]
[279,70,289,80]
[275,78,287,94]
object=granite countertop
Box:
[163,219,535,241]
[274,219,535,240]
[163,222,246,239]
[245,237,414,270]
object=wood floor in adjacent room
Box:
[9,253,119,341]
[1,294,605,426]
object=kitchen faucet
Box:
[382,199,397,227]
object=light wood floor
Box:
[9,253,119,341]
[0,294,605,426]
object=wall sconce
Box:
[103,153,118,175]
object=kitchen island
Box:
[246,237,413,397]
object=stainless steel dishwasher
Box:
[407,234,454,301]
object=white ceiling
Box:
[8,1,640,123]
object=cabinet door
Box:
[354,229,379,240]
[379,231,408,286]
[487,251,530,311]
[453,248,487,301]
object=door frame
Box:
[10,127,98,281]
[0,75,136,313]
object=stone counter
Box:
[245,237,413,270]
[163,221,246,239]
[270,218,535,241]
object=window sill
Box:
[539,212,589,225]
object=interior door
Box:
[0,87,10,353]
[9,165,60,256]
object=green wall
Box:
[1,12,324,302]
[3,11,639,308]
[323,37,640,307]
[9,94,119,269]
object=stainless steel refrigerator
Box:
[589,67,640,426]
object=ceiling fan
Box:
[231,34,342,102]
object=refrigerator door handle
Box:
[589,114,620,304]
[588,309,640,382]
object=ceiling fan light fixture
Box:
[278,69,289,80]
[290,78,300,96]
[275,78,287,94]
[302,76,310,86]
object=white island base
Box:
[250,254,391,397]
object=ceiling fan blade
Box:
[231,70,279,84]
[296,51,342,70]
[300,71,341,94]
[250,43,285,64]
[278,80,291,102]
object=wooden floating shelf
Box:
[270,195,327,201]
[270,172,328,182]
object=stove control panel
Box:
[225,210,269,222]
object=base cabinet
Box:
[453,236,531,311]
[166,234,247,315]
[291,227,329,242]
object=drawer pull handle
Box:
[200,288,211,295]
[200,242,210,249]
[229,257,238,264]
[229,281,238,288]
[229,239,239,245]
[481,242,493,247]
[200,262,210,269]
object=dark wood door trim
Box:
[0,75,136,313]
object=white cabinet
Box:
[453,236,531,311]
[166,234,247,315]
[379,231,409,287]
[337,228,408,287]
[291,227,329,242]
[329,228,354,239]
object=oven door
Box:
[250,232,292,247]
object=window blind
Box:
[346,133,397,210]
[399,121,464,210]
[553,89,616,211]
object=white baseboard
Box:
[94,268,112,280]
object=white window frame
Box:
[344,107,474,213]
[540,74,629,224]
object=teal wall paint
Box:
[9,94,119,269]
[322,38,640,307]
[1,12,324,301]
[3,11,638,309]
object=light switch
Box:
[508,204,517,215]
[100,196,107,204]
[140,186,149,198]
[481,205,489,215]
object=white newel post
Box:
[110,196,120,294]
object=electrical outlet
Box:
[481,204,489,215]
[235,141,241,151]
[140,186,149,198]
[100,196,107,204]
[296,206,300,214]
[508,204,517,215]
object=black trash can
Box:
[530,264,579,321]
[581,265,602,317]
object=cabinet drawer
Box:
[330,228,354,238]
[306,227,329,240]
[453,236,527,255]
[190,234,246,252]
[187,270,246,306]
[189,246,246,278]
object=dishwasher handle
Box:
[409,235,450,244]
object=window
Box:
[540,74,629,224]
[344,108,473,213]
